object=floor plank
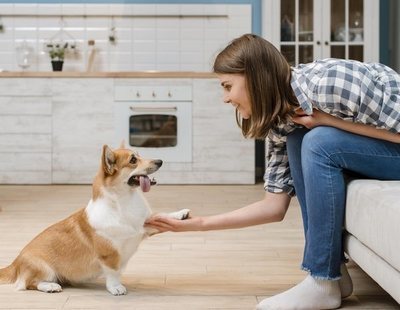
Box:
[0,184,398,309]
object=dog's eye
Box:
[130,156,137,164]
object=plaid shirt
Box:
[264,58,400,196]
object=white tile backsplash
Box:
[204,5,227,15]
[0,3,251,72]
[157,28,180,40]
[181,28,204,40]
[132,4,157,15]
[0,4,14,14]
[180,18,205,29]
[109,4,131,15]
[0,41,13,52]
[180,40,204,52]
[133,40,156,53]
[61,4,85,15]
[14,4,38,15]
[156,4,180,15]
[84,4,109,16]
[180,4,205,15]
[37,4,62,15]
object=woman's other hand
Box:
[292,108,336,129]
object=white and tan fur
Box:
[0,144,190,295]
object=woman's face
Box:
[217,73,252,119]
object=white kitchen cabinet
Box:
[51,79,114,183]
[263,0,379,65]
[192,79,254,179]
[0,79,52,184]
[0,76,254,185]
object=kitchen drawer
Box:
[0,152,51,172]
[0,96,52,115]
[0,134,51,153]
[0,78,51,96]
[0,115,52,134]
[0,171,51,184]
[0,152,51,184]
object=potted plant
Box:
[46,42,68,71]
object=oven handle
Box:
[130,106,177,113]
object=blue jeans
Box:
[286,126,400,279]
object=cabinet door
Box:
[272,0,378,65]
[0,79,52,184]
[279,0,315,66]
[52,79,114,183]
[323,0,365,61]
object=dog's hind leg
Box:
[37,281,62,293]
[24,271,62,293]
[19,258,61,293]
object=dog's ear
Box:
[102,145,117,175]
[119,140,126,149]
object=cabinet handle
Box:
[136,91,140,98]
[325,41,329,46]
[130,106,177,112]
[316,41,321,45]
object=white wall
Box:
[0,3,251,72]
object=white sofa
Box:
[344,179,400,303]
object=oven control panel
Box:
[114,85,192,102]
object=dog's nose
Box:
[154,160,163,168]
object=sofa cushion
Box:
[345,180,400,272]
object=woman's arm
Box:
[145,192,291,232]
[293,109,400,143]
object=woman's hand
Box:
[146,192,291,233]
[293,107,400,143]
[145,214,204,232]
[292,108,336,129]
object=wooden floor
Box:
[0,184,398,310]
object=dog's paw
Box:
[174,208,191,220]
[37,282,63,293]
[107,284,127,296]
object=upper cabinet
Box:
[263,0,379,65]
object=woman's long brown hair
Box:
[213,34,298,139]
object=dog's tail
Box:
[0,263,17,284]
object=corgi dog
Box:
[0,144,190,295]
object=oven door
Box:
[115,101,192,163]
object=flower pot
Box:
[51,60,64,71]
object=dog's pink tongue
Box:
[139,176,151,192]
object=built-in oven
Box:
[114,85,192,162]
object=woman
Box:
[146,34,400,309]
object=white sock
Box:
[256,275,341,310]
[339,263,353,298]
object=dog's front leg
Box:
[103,266,127,296]
[166,208,191,221]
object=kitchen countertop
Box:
[0,71,217,78]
